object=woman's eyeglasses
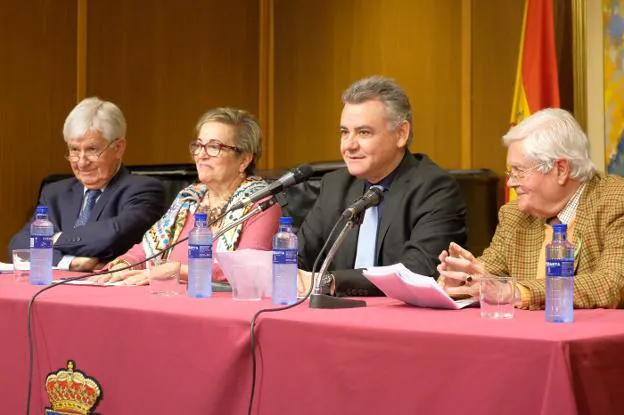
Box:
[189,140,241,157]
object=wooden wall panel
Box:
[272,0,463,169]
[0,0,545,261]
[0,0,77,261]
[86,0,260,165]
[471,0,525,173]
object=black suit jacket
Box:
[298,152,468,296]
[9,166,166,265]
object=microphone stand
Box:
[309,214,367,309]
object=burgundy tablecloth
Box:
[2,272,624,415]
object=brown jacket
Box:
[480,173,624,309]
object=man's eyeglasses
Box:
[504,164,543,181]
[189,140,241,157]
[65,139,118,163]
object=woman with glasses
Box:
[97,107,281,285]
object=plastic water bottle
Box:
[188,212,213,298]
[29,205,54,285]
[272,216,298,305]
[545,223,574,323]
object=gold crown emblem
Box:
[45,361,102,415]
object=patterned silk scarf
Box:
[141,176,269,260]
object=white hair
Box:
[502,108,596,181]
[63,97,126,143]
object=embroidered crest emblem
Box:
[45,361,102,415]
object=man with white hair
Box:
[439,108,624,309]
[9,97,166,271]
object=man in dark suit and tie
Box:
[9,97,166,271]
[297,76,467,296]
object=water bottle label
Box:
[30,236,52,249]
[189,244,212,259]
[273,249,297,265]
[546,259,574,277]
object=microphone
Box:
[341,185,384,220]
[230,164,315,211]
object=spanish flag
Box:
[508,0,560,201]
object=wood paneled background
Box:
[471,0,525,173]
[0,0,77,261]
[273,0,464,168]
[0,0,532,260]
[86,0,261,164]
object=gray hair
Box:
[195,107,262,175]
[503,108,596,182]
[63,97,126,143]
[342,75,413,146]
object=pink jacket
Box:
[115,203,281,282]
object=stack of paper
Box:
[52,279,126,286]
[0,262,60,272]
[362,263,476,309]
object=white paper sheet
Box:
[215,249,273,297]
[0,261,60,272]
[51,279,126,286]
[2,261,115,285]
[363,263,476,309]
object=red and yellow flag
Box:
[508,0,560,201]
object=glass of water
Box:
[148,259,182,296]
[479,275,515,319]
[12,249,30,282]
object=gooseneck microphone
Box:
[308,187,384,309]
[230,164,315,211]
[341,185,384,220]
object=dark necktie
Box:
[74,189,100,228]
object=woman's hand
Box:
[107,268,150,285]
[89,261,143,284]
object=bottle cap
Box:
[194,212,208,222]
[279,216,293,225]
[553,223,567,233]
[35,205,48,214]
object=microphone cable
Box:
[24,206,235,415]
[246,216,346,415]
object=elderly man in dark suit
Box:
[297,75,467,296]
[9,97,165,271]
